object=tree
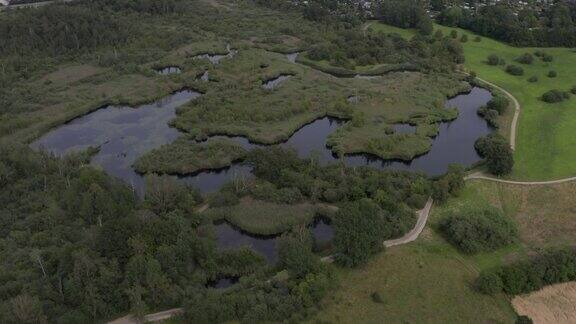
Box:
[460,34,468,43]
[487,54,501,66]
[333,199,386,267]
[475,134,514,176]
[515,53,534,65]
[277,227,321,278]
[450,30,458,39]
[506,65,524,76]
[542,89,570,103]
[548,70,558,78]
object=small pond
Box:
[393,123,417,135]
[194,45,237,65]
[286,52,299,63]
[214,217,335,264]
[156,66,181,75]
[262,74,292,90]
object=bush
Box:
[486,95,509,115]
[515,53,534,65]
[571,86,576,95]
[476,271,503,295]
[528,76,538,83]
[474,36,482,42]
[506,65,524,76]
[438,205,518,254]
[548,70,557,78]
[333,199,386,267]
[450,30,458,39]
[542,54,553,62]
[487,54,501,66]
[541,89,570,103]
[476,248,576,296]
[460,34,468,43]
[475,134,514,176]
[371,292,384,304]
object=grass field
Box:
[368,21,576,181]
[313,234,517,323]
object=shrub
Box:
[548,70,557,78]
[371,292,384,304]
[438,205,518,254]
[515,53,534,65]
[528,76,538,83]
[541,89,570,103]
[506,65,524,76]
[474,36,482,42]
[476,271,503,295]
[542,54,553,62]
[450,30,458,39]
[486,95,509,115]
[487,54,501,66]
[571,86,576,95]
[476,248,576,296]
[333,199,386,267]
[460,34,468,43]
[475,134,514,176]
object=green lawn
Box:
[368,21,576,181]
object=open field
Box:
[368,21,576,181]
[512,282,576,324]
[313,234,517,323]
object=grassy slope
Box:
[369,21,576,181]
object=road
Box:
[466,172,576,185]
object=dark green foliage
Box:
[506,65,524,76]
[475,271,503,295]
[487,54,502,66]
[438,205,518,254]
[450,30,458,39]
[541,89,570,103]
[460,34,468,43]
[542,54,554,62]
[432,164,465,204]
[333,199,386,267]
[515,53,534,65]
[371,292,384,303]
[375,0,432,31]
[277,228,321,278]
[474,36,482,42]
[210,190,240,207]
[486,95,509,115]
[571,86,576,95]
[438,3,576,47]
[548,70,558,78]
[516,315,534,324]
[528,76,539,83]
[475,134,514,176]
[476,248,576,295]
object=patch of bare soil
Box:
[512,282,576,324]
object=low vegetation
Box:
[134,137,248,175]
[541,89,570,103]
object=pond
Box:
[156,66,181,75]
[286,52,299,63]
[214,217,335,264]
[194,44,237,65]
[262,74,292,90]
[31,89,201,196]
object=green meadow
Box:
[369,21,576,181]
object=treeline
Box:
[374,0,433,35]
[255,0,366,26]
[437,2,576,47]
[306,28,464,71]
[476,248,576,295]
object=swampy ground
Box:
[369,21,576,181]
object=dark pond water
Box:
[31,86,491,196]
[207,276,239,289]
[31,89,201,196]
[194,45,237,65]
[393,123,417,135]
[262,74,292,90]
[156,66,181,75]
[214,218,335,264]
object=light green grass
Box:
[368,21,576,180]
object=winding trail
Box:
[466,172,576,185]
[473,76,521,151]
[384,198,433,247]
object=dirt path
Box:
[108,308,183,324]
[465,172,576,185]
[474,76,521,151]
[384,198,433,247]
